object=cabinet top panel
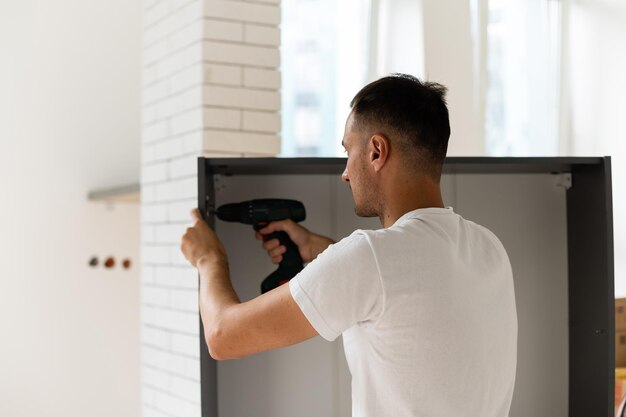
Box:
[201,156,609,176]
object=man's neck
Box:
[379,178,444,228]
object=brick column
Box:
[140,1,280,416]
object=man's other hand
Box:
[255,220,335,264]
[181,208,227,268]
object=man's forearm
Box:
[197,256,240,336]
[309,233,335,260]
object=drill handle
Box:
[265,231,303,267]
[261,231,304,293]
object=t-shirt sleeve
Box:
[289,231,384,341]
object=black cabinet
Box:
[197,157,614,417]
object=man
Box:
[181,74,518,417]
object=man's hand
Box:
[181,208,227,268]
[255,220,335,264]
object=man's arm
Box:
[181,209,318,360]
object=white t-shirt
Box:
[289,207,517,417]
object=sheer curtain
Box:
[483,0,562,156]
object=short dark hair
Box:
[350,73,450,178]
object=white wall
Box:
[564,0,626,296]
[0,1,141,416]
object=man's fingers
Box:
[258,219,291,235]
[260,237,285,260]
[268,245,286,258]
[256,220,300,264]
[190,208,202,223]
[262,238,280,251]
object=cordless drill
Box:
[214,199,306,294]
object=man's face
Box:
[341,113,379,217]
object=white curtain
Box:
[483,0,562,156]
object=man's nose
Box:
[341,167,349,183]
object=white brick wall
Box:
[141,0,281,415]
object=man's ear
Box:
[368,134,389,172]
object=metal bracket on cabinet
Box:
[553,173,573,190]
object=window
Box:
[281,0,562,158]
[281,0,371,157]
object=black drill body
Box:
[215,199,306,293]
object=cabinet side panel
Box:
[567,162,614,417]
[199,159,218,417]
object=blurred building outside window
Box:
[281,0,371,157]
